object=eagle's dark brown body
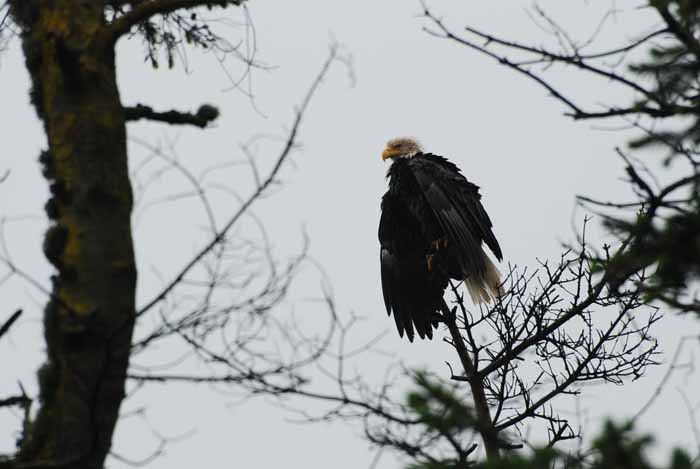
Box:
[379,152,502,341]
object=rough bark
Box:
[10,2,136,468]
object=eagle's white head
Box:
[381,137,423,161]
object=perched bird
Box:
[378,137,503,341]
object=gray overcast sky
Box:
[2,1,699,468]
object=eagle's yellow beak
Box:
[381,147,398,161]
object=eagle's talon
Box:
[431,238,449,253]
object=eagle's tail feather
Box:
[465,253,503,304]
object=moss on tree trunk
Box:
[11,2,137,467]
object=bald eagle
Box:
[379,137,503,341]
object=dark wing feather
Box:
[379,163,452,342]
[380,247,393,316]
[408,155,502,266]
[379,196,415,341]
[456,180,503,261]
[413,174,483,274]
[380,246,412,340]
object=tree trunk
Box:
[11,2,136,468]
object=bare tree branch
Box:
[136,44,341,318]
[105,0,244,42]
[0,309,21,340]
[124,103,219,128]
